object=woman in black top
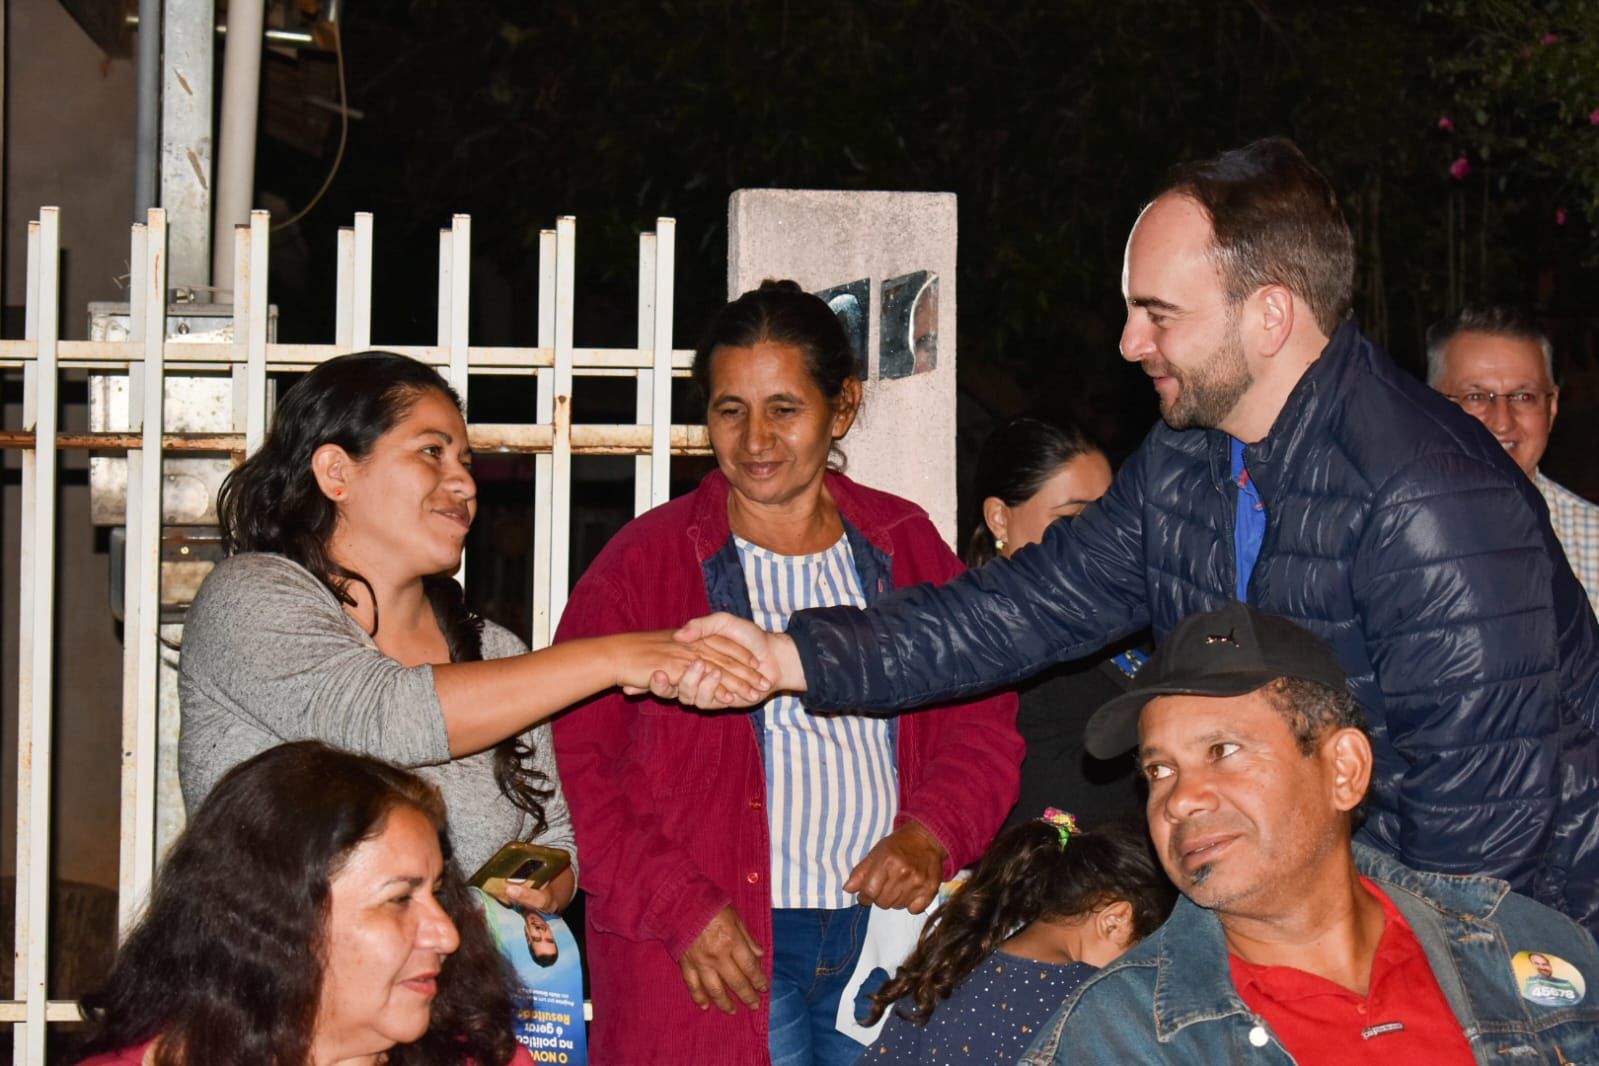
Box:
[965,417,1148,827]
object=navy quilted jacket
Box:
[790,321,1599,928]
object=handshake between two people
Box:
[618,612,808,709]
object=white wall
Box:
[727,190,960,545]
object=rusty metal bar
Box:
[0,431,242,450]
[0,424,711,454]
[0,338,698,370]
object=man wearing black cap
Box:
[1020,603,1599,1065]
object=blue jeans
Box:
[768,906,876,1066]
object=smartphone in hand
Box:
[469,841,571,904]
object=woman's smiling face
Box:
[326,387,477,579]
[706,340,857,512]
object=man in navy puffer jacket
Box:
[683,138,1599,930]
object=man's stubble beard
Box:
[1162,306,1252,431]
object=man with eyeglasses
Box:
[1427,306,1599,614]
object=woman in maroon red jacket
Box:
[552,282,1020,1066]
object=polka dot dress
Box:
[858,951,1094,1064]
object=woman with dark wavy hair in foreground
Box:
[856,815,1175,1064]
[76,741,533,1066]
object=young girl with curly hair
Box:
[857,814,1175,1064]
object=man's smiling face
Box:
[1120,194,1255,432]
[1435,330,1557,478]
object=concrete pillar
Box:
[727,190,959,545]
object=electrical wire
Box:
[273,22,348,232]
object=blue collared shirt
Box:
[1231,436,1265,600]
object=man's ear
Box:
[982,496,1010,545]
[1324,727,1374,814]
[311,443,355,502]
[1250,285,1295,359]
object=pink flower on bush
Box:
[1438,116,1454,131]
[1542,32,1562,45]
[1589,108,1599,125]
[1449,157,1471,181]
[1556,208,1568,225]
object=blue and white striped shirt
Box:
[734,533,898,909]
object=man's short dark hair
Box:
[1157,137,1355,337]
[1259,676,1368,755]
[1424,305,1555,388]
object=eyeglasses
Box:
[1444,390,1555,415]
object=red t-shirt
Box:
[1228,879,1477,1065]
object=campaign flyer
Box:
[473,887,589,1065]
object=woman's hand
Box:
[679,906,767,1013]
[494,866,574,915]
[844,821,947,913]
[608,630,771,705]
[671,613,807,706]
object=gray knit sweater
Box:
[177,553,577,875]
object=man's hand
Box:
[673,613,807,706]
[844,821,947,913]
[679,905,768,1013]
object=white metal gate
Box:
[1,206,706,1063]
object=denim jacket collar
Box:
[1143,896,1254,1040]
[1354,841,1509,921]
[1134,841,1510,1041]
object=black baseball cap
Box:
[1083,602,1349,758]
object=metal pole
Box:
[161,0,215,291]
[211,0,264,295]
[134,0,162,219]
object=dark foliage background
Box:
[261,0,1599,490]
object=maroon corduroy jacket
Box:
[552,470,1021,1065]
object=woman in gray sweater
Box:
[178,351,761,915]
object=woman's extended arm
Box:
[180,555,768,769]
[433,630,766,757]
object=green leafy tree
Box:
[262,0,1597,485]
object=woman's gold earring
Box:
[994,538,1006,553]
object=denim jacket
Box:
[1020,844,1599,1065]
